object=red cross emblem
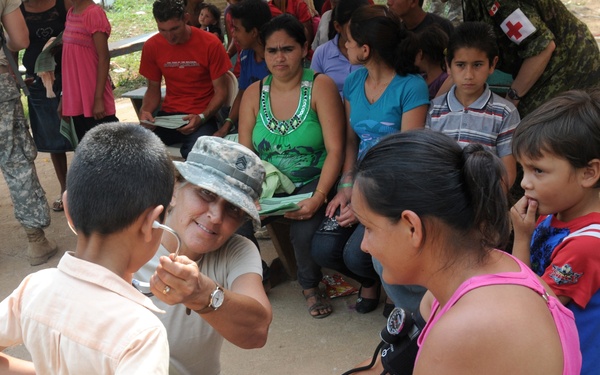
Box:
[505,21,523,40]
[501,9,536,44]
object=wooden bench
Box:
[266,220,298,280]
[121,70,238,120]
[108,31,157,58]
[121,86,166,117]
[122,71,238,157]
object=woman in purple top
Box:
[310,0,367,97]
[414,24,449,99]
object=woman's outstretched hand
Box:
[150,253,212,311]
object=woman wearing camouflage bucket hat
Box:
[134,136,272,375]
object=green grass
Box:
[106,0,156,96]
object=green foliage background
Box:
[107,0,156,96]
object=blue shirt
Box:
[238,49,269,90]
[344,68,429,159]
[528,213,600,375]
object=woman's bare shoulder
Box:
[312,73,342,110]
[312,72,337,93]
[240,80,262,108]
[416,286,564,374]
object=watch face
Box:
[386,307,407,336]
[508,89,520,100]
[211,289,225,309]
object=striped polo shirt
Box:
[426,84,520,158]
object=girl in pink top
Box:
[61,0,117,140]
[350,130,581,374]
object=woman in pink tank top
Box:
[349,130,581,374]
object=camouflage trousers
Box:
[0,73,50,229]
[424,0,463,25]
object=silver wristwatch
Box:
[205,284,224,311]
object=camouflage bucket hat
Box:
[173,137,265,228]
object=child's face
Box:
[447,47,496,102]
[199,8,217,28]
[519,151,587,222]
[231,18,255,49]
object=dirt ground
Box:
[1,0,600,282]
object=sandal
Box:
[52,197,64,212]
[303,289,332,319]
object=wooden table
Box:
[108,32,157,58]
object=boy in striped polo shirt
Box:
[426,21,519,187]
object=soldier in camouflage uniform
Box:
[1,0,57,266]
[424,0,462,25]
[462,0,600,117]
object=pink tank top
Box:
[416,251,581,374]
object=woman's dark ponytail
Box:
[355,130,510,261]
[461,143,510,250]
[349,6,419,75]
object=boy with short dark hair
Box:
[0,123,173,374]
[219,0,272,135]
[511,90,600,375]
[426,22,519,187]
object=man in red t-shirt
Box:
[139,0,232,159]
[268,0,314,45]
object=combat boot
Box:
[24,227,58,266]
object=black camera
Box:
[379,307,424,374]
[342,307,425,375]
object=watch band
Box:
[507,88,522,100]
[198,113,206,124]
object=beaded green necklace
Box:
[259,71,313,136]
